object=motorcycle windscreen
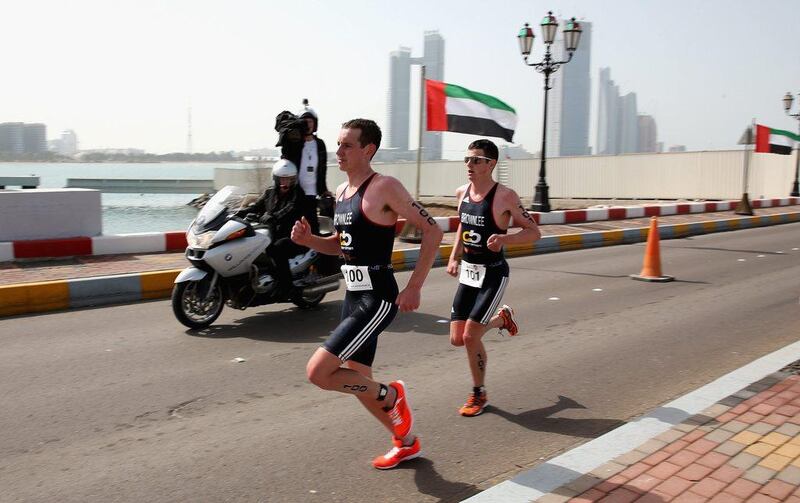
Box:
[194,185,248,233]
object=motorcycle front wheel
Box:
[172,279,224,329]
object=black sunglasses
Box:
[463,156,494,164]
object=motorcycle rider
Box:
[239,159,316,298]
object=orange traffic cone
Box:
[630,216,674,282]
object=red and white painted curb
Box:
[0,231,187,262]
[2,209,799,317]
[3,197,798,262]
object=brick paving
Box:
[2,205,798,288]
[536,369,800,503]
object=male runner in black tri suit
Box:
[291,119,443,469]
[447,139,541,417]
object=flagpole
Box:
[735,118,755,215]
[415,65,426,201]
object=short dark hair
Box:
[342,118,382,153]
[468,139,498,160]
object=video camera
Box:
[274,111,310,147]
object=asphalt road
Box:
[1,223,799,503]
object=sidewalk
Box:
[466,344,800,503]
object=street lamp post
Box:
[518,12,582,212]
[783,91,800,197]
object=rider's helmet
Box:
[272,158,298,192]
[297,98,318,134]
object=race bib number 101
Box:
[341,265,373,291]
[459,261,486,288]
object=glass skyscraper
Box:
[386,31,444,160]
[546,20,592,157]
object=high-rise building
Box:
[23,123,47,154]
[0,122,25,154]
[546,20,592,157]
[57,130,78,156]
[387,47,412,153]
[596,68,620,155]
[619,92,638,153]
[386,31,445,161]
[418,31,444,161]
[597,69,650,155]
[637,115,658,153]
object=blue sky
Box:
[3,0,799,157]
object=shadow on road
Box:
[512,266,710,285]
[488,395,624,439]
[396,457,480,502]
[665,242,791,255]
[513,265,630,279]
[184,302,451,340]
[392,310,451,336]
[184,300,344,342]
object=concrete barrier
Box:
[0,188,102,241]
[66,178,214,193]
[0,176,40,189]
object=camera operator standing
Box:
[289,99,331,220]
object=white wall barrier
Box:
[216,149,797,201]
[0,189,102,241]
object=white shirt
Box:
[299,139,318,196]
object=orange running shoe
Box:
[497,304,519,336]
[372,436,422,470]
[459,392,488,417]
[386,380,413,438]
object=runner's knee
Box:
[306,362,327,388]
[462,322,485,346]
[450,321,466,346]
[306,357,336,389]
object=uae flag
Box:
[426,80,517,142]
[755,124,800,155]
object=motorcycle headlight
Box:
[187,230,216,249]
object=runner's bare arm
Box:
[382,177,444,311]
[486,189,541,250]
[447,223,463,277]
[291,217,342,255]
[447,185,467,277]
[291,181,348,255]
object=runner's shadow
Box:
[391,310,451,336]
[396,457,480,502]
[488,395,624,439]
[184,301,343,342]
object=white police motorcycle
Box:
[171,185,341,329]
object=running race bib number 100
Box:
[459,261,486,288]
[341,265,373,291]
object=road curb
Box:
[462,341,800,502]
[3,197,798,262]
[1,210,799,318]
[393,210,800,270]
